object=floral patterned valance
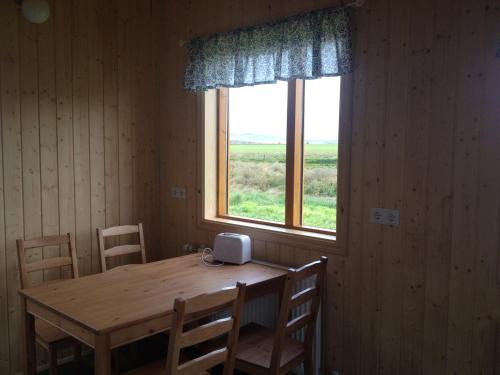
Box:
[184,6,353,91]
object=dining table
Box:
[19,253,287,374]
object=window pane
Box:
[227,81,288,223]
[302,77,341,231]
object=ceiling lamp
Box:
[21,0,50,24]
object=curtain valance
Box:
[184,6,353,91]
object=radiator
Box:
[241,275,323,375]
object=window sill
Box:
[199,216,342,255]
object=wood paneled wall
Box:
[1,0,499,374]
[154,0,500,374]
[0,0,158,373]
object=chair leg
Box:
[49,343,58,375]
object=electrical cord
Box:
[201,248,224,267]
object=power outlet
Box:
[171,187,186,199]
[370,208,400,227]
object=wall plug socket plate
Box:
[171,187,186,199]
[370,207,400,227]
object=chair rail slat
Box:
[286,312,313,335]
[177,348,228,375]
[25,257,73,273]
[293,260,323,281]
[23,234,70,249]
[101,225,139,237]
[97,223,146,272]
[290,287,317,309]
[184,287,238,315]
[180,317,233,348]
[104,244,142,258]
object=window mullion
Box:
[217,88,229,216]
[285,80,305,227]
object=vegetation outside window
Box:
[217,77,341,234]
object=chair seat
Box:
[123,360,210,375]
[235,322,305,369]
[35,318,71,348]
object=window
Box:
[217,77,341,234]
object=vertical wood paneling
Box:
[1,0,499,374]
[0,0,157,371]
[325,253,344,372]
[118,0,134,241]
[378,0,410,373]
[400,0,435,372]
[39,0,61,282]
[1,1,24,372]
[19,10,43,286]
[133,0,146,256]
[153,1,500,375]
[73,0,92,276]
[421,0,459,373]
[103,0,119,228]
[0,2,9,369]
[55,0,76,272]
[103,0,120,268]
[342,3,368,373]
[446,2,487,373]
[471,2,500,373]
[359,0,388,372]
[88,0,106,274]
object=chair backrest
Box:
[16,233,79,289]
[270,256,328,371]
[97,223,146,272]
[165,282,247,375]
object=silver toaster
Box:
[213,233,252,264]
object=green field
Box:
[228,143,337,230]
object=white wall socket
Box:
[370,207,400,227]
[171,187,186,199]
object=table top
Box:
[19,253,287,334]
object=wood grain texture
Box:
[0,0,157,372]
[20,254,284,334]
[1,1,24,372]
[1,0,499,373]
[152,0,500,374]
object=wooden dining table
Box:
[19,253,287,374]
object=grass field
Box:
[228,143,337,230]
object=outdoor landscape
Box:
[226,77,340,231]
[228,142,338,230]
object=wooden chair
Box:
[97,223,147,272]
[125,282,247,375]
[234,256,328,375]
[17,233,82,375]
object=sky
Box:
[228,76,341,142]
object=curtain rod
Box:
[178,1,364,47]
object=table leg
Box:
[94,334,111,375]
[22,297,36,375]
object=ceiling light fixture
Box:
[21,0,50,24]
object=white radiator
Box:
[241,275,322,375]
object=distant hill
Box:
[230,133,338,144]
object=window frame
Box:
[216,78,339,236]
[197,74,352,255]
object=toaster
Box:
[213,233,252,264]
